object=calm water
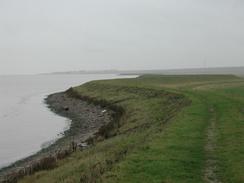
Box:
[0,74,135,168]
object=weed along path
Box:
[188,82,244,183]
[10,75,244,183]
[185,90,222,183]
[204,106,221,183]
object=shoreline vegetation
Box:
[1,74,244,183]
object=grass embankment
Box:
[21,75,244,183]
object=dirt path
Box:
[204,106,222,183]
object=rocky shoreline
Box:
[0,88,116,183]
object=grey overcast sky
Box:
[0,0,244,74]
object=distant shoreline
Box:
[41,66,244,76]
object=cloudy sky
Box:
[0,0,244,74]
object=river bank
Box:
[0,74,137,171]
[0,88,116,182]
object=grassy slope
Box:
[21,75,244,183]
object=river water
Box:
[0,74,135,168]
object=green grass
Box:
[20,75,244,183]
